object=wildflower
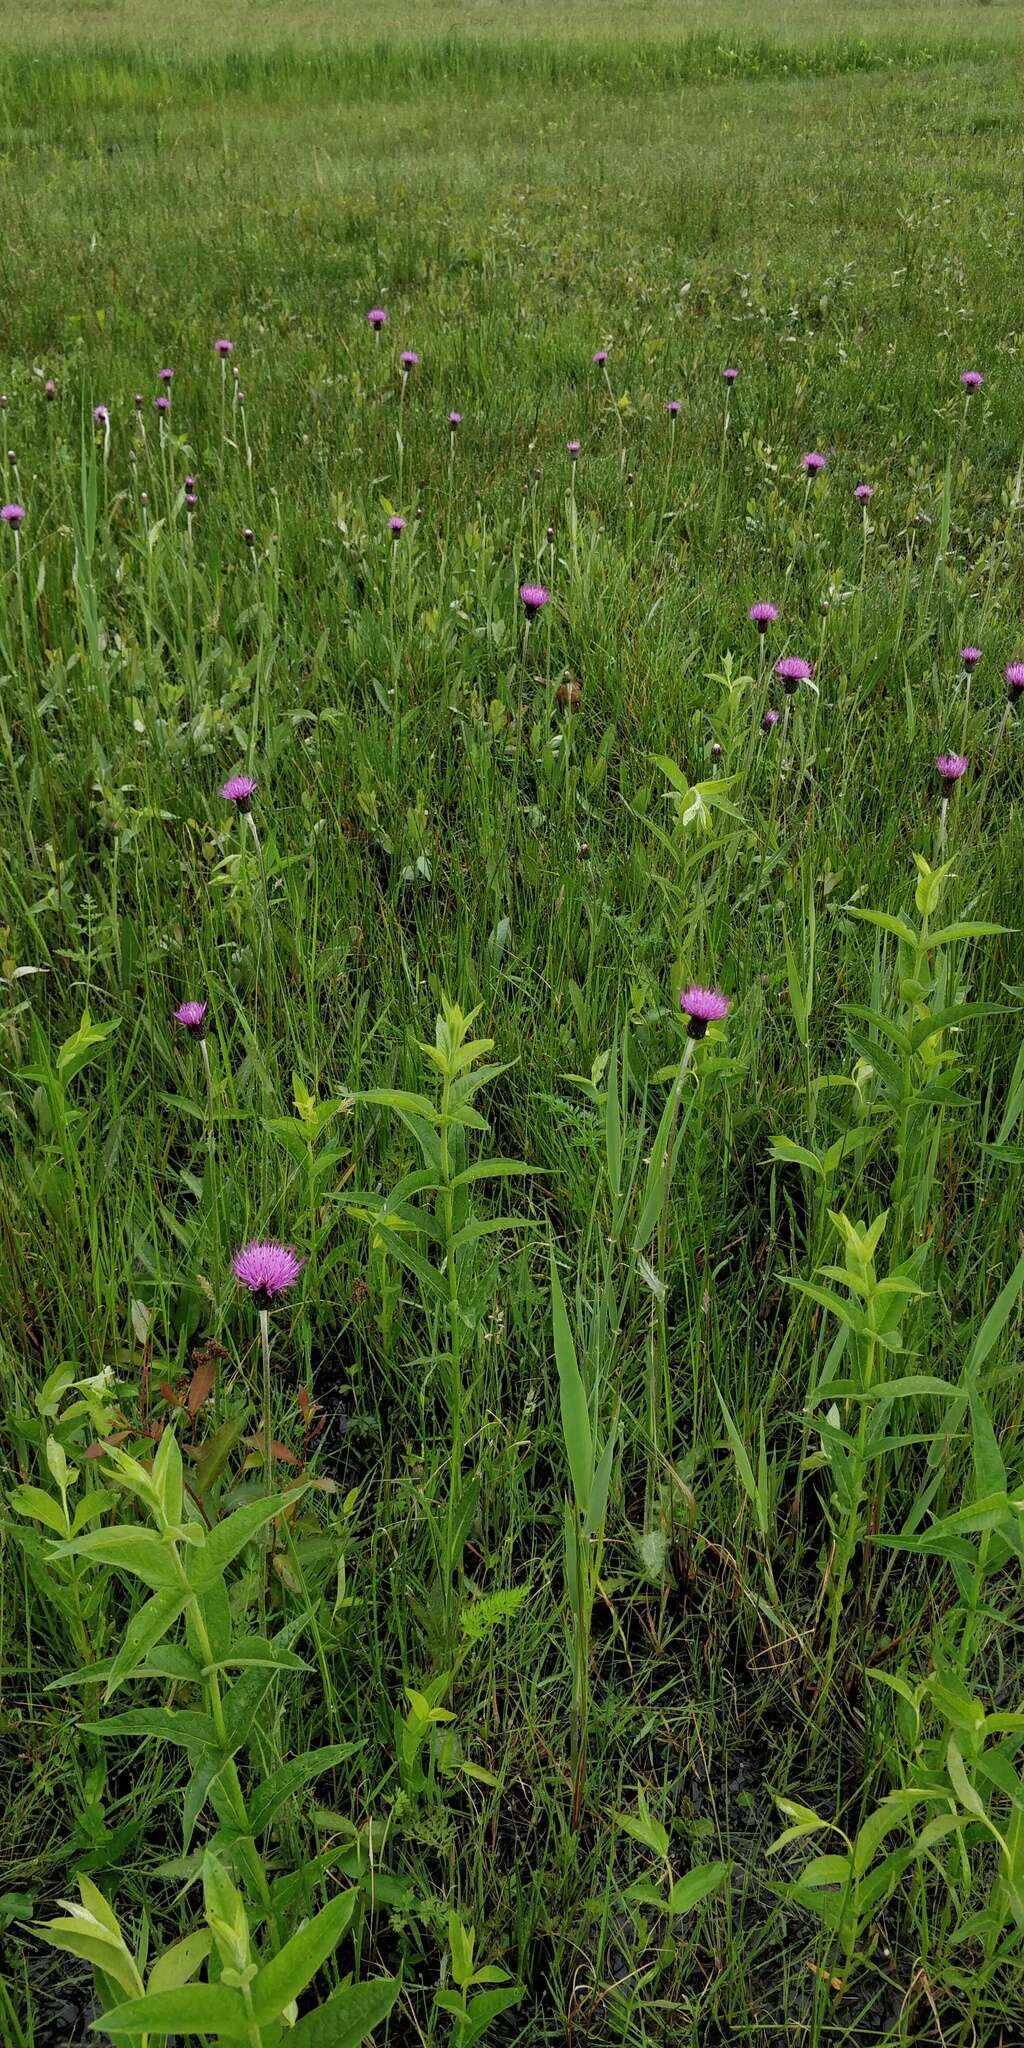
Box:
[44,379,56,400]
[519,583,549,619]
[134,393,144,409]
[592,350,608,365]
[567,439,581,459]
[93,405,109,425]
[214,338,234,356]
[153,394,170,414]
[367,307,388,330]
[935,753,968,782]
[959,647,982,670]
[232,1240,304,1308]
[802,451,827,474]
[160,368,174,384]
[667,400,681,416]
[749,602,778,632]
[723,367,739,384]
[679,984,731,1039]
[854,483,874,502]
[221,774,256,811]
[174,1000,207,1037]
[1,503,25,528]
[185,492,198,510]
[243,527,255,547]
[762,708,780,732]
[774,655,813,694]
[388,515,407,536]
[960,370,984,391]
[448,411,462,429]
[710,741,722,760]
[1006,663,1024,701]
[400,350,419,370]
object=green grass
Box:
[2,6,1024,2044]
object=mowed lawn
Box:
[1,4,1024,2045]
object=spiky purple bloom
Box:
[802,451,827,474]
[388,515,407,535]
[519,583,549,619]
[153,394,170,413]
[667,400,681,416]
[185,492,198,510]
[448,411,462,428]
[960,370,984,391]
[1,503,24,528]
[44,379,56,400]
[221,774,256,810]
[935,753,968,783]
[775,656,813,693]
[400,350,419,369]
[762,707,780,732]
[567,438,581,458]
[723,366,739,384]
[160,368,174,384]
[232,1239,304,1309]
[1006,663,1024,699]
[854,483,874,502]
[367,307,387,329]
[174,1000,207,1037]
[679,984,731,1038]
[134,393,144,409]
[592,350,608,365]
[214,338,234,356]
[959,647,982,670]
[750,602,778,631]
[93,405,109,425]
[185,475,195,491]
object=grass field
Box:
[2,3,1024,2044]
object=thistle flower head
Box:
[448,411,462,428]
[160,367,174,384]
[749,602,778,630]
[679,984,731,1038]
[723,366,739,383]
[936,752,968,783]
[367,307,387,329]
[667,400,681,416]
[854,483,874,502]
[400,350,419,369]
[93,405,109,425]
[1006,663,1024,696]
[960,370,984,391]
[232,1239,304,1308]
[1,503,24,528]
[802,451,827,473]
[153,394,170,413]
[134,392,144,408]
[221,774,256,810]
[592,350,608,365]
[44,378,56,400]
[774,655,813,691]
[174,1000,207,1036]
[388,515,407,535]
[519,583,549,618]
[567,438,581,457]
[762,707,780,731]
[214,338,234,356]
[960,646,982,670]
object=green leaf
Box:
[251,1889,357,2024]
[104,1589,190,1698]
[189,1490,307,1592]
[289,1978,401,2047]
[927,922,1008,947]
[357,1087,440,1123]
[8,1485,67,1536]
[91,1708,216,1746]
[147,1930,213,1994]
[248,1744,362,1835]
[93,1983,249,2036]
[550,1249,592,1514]
[970,1249,1024,1376]
[842,906,917,945]
[51,1527,180,1589]
[667,1860,731,1915]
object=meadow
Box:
[1,2,1024,2042]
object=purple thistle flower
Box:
[592,350,608,366]
[1,503,24,528]
[519,583,549,619]
[400,350,419,369]
[749,602,778,631]
[448,411,462,428]
[667,400,681,417]
[567,438,581,458]
[1006,663,1024,699]
[134,393,144,409]
[232,1239,304,1309]
[762,707,780,732]
[388,515,407,535]
[936,753,968,783]
[960,370,984,391]
[802,451,827,474]
[185,492,198,510]
[960,646,982,670]
[174,1000,207,1037]
[680,984,731,1039]
[93,405,109,425]
[710,741,722,760]
[723,366,739,384]
[160,368,174,384]
[367,307,388,329]
[854,483,874,502]
[44,378,56,401]
[214,338,234,356]
[221,774,256,811]
[774,655,814,693]
[184,475,195,490]
[153,394,170,413]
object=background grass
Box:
[1,3,1024,2043]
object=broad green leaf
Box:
[289,1977,401,2047]
[248,1744,362,1835]
[51,1527,180,1590]
[147,1930,213,1994]
[667,1860,731,1915]
[93,1983,249,2036]
[251,1889,356,2024]
[8,1485,67,1536]
[105,1590,190,1698]
[189,1490,307,1591]
[91,1708,216,1746]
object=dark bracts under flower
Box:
[774,655,813,693]
[935,752,968,783]
[1006,663,1024,701]
[960,646,982,671]
[519,583,549,619]
[174,1000,207,1037]
[367,307,387,329]
[749,602,778,631]
[679,984,731,1039]
[802,451,827,474]
[232,1239,304,1309]
[221,774,256,811]
[1,503,25,529]
[960,370,984,391]
[723,366,739,384]
[854,483,874,503]
[762,707,780,732]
